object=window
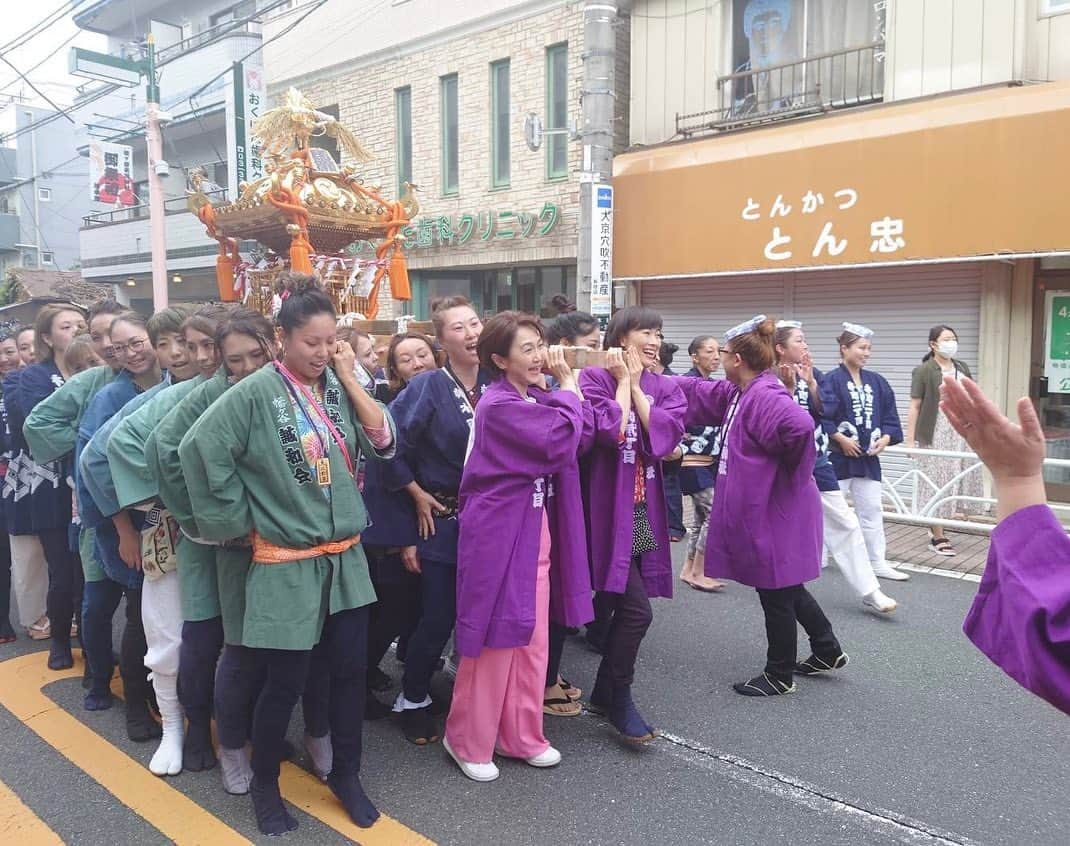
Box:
[41,251,54,265]
[1042,0,1070,14]
[38,187,51,201]
[490,59,510,188]
[546,44,568,180]
[209,1,255,28]
[395,87,412,196]
[440,75,459,196]
[314,103,340,166]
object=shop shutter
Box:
[642,263,983,487]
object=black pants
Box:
[40,527,83,648]
[756,585,841,683]
[82,580,149,700]
[0,530,13,637]
[250,606,368,782]
[401,558,455,704]
[662,461,685,538]
[365,549,421,675]
[179,617,224,729]
[546,622,568,688]
[597,558,653,689]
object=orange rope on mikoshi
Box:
[344,179,412,319]
[197,203,241,302]
[266,185,313,274]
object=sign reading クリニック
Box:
[88,141,135,206]
[225,62,265,200]
[590,186,613,318]
[1045,291,1070,393]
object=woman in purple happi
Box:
[443,312,594,782]
[940,376,1070,716]
[674,316,849,697]
[580,306,686,741]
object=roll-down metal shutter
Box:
[641,263,983,485]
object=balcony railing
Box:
[676,41,885,138]
[81,190,227,228]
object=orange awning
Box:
[613,81,1070,280]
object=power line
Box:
[0,1,84,56]
[0,30,81,96]
[0,55,75,121]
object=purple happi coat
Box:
[454,380,595,658]
[963,504,1070,716]
[675,371,820,589]
[579,367,687,599]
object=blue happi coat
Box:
[820,364,902,483]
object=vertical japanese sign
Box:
[225,62,265,199]
[88,141,135,206]
[590,185,613,317]
[1045,291,1070,393]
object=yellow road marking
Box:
[0,651,435,845]
[0,777,64,845]
[0,652,250,845]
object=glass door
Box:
[1034,268,1070,501]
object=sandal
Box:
[928,536,956,557]
[543,685,582,717]
[558,677,582,700]
[27,617,51,641]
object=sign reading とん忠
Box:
[1045,291,1070,394]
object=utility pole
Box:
[577,2,617,324]
[144,35,168,310]
[27,109,42,268]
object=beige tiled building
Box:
[265,0,630,319]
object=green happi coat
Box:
[108,376,204,511]
[178,364,395,650]
[148,372,234,627]
[23,364,115,583]
[24,365,114,463]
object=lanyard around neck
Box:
[274,362,355,477]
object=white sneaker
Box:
[862,589,897,613]
[443,736,499,782]
[524,746,562,768]
[872,563,910,581]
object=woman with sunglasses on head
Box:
[385,296,491,746]
[579,306,687,741]
[442,311,594,782]
[178,273,394,835]
[675,316,849,697]
[774,321,896,614]
[821,322,908,583]
[5,304,87,671]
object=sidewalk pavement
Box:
[882,520,989,580]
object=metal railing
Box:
[156,22,261,62]
[676,41,885,138]
[878,444,1070,535]
[81,190,227,228]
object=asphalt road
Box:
[0,546,1066,846]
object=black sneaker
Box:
[399,706,440,745]
[794,653,850,676]
[367,666,393,692]
[733,673,797,696]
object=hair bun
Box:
[755,318,776,339]
[275,271,323,297]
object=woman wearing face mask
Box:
[676,316,848,696]
[906,325,978,557]
[106,305,229,778]
[362,331,439,713]
[6,305,88,670]
[150,308,282,796]
[442,312,593,782]
[580,306,686,741]
[178,273,394,835]
[386,295,490,745]
[821,323,908,583]
[774,321,896,615]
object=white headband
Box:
[841,321,874,339]
[775,319,802,330]
[724,314,767,342]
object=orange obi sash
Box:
[251,532,361,564]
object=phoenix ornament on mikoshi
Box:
[188,87,418,319]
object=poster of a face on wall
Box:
[733,0,803,73]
